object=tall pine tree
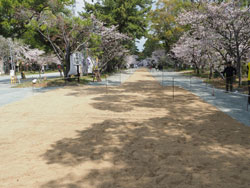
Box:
[82,0,152,51]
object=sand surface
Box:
[0,68,250,188]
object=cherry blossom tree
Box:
[91,18,130,71]
[31,9,130,77]
[0,35,60,77]
[178,0,250,85]
[0,36,34,74]
[172,33,208,74]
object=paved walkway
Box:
[0,72,61,84]
[0,69,136,108]
[150,69,250,126]
[0,72,61,108]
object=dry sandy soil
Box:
[0,68,250,188]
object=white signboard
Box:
[87,57,94,74]
[71,52,83,66]
[10,70,15,77]
[69,52,83,76]
[68,57,78,76]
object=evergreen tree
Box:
[150,0,192,53]
[83,0,153,48]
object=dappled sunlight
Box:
[1,69,250,188]
[164,128,192,141]
[201,144,250,158]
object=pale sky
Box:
[75,0,155,52]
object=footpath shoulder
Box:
[150,69,250,126]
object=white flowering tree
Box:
[99,26,130,71]
[178,1,250,85]
[89,17,130,72]
[172,33,208,74]
[0,35,60,78]
[31,9,130,77]
[0,36,34,74]
[124,55,139,68]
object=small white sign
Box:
[71,52,83,66]
[10,70,15,77]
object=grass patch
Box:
[12,72,113,88]
[204,78,249,94]
[0,70,59,77]
[17,70,59,76]
[13,76,91,88]
[177,69,194,73]
[182,70,210,79]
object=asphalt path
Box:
[0,69,137,108]
[150,69,250,126]
[0,72,61,107]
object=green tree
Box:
[150,0,192,52]
[0,0,73,38]
[142,36,162,58]
[32,10,93,77]
[0,0,73,52]
[83,0,153,46]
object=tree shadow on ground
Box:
[64,86,121,97]
[41,70,250,187]
[91,95,135,112]
[41,110,250,188]
[89,79,203,112]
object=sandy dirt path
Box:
[0,68,250,188]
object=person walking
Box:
[57,64,63,77]
[221,61,237,92]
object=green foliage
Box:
[0,0,73,46]
[142,36,162,58]
[88,34,103,58]
[83,0,153,41]
[150,0,192,52]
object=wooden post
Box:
[247,95,249,111]
[190,73,191,88]
[120,70,122,85]
[106,75,108,94]
[162,70,164,87]
[173,77,175,101]
[77,65,80,83]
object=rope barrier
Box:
[153,70,250,111]
[159,74,250,98]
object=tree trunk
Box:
[194,63,200,75]
[235,35,242,87]
[209,64,213,79]
[65,46,71,78]
[201,65,205,73]
[196,67,200,75]
[237,58,242,87]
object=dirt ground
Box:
[0,68,250,188]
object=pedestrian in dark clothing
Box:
[158,64,163,71]
[221,62,237,92]
[58,64,63,77]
